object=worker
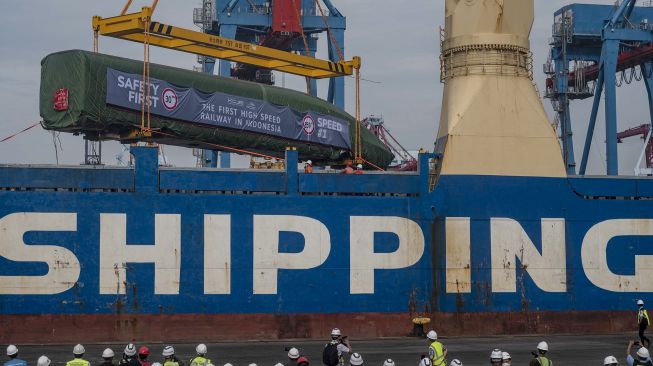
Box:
[189,344,211,366]
[37,356,51,366]
[627,340,652,366]
[450,360,463,366]
[121,344,140,366]
[638,300,651,347]
[528,342,551,366]
[427,330,447,366]
[286,347,300,366]
[296,357,309,366]
[4,345,26,366]
[502,352,511,366]
[383,359,395,366]
[490,349,503,366]
[162,346,184,366]
[139,347,151,366]
[66,344,90,366]
[304,160,313,173]
[323,328,352,366]
[354,164,364,175]
[349,353,363,366]
[100,349,116,366]
[341,162,354,174]
[604,356,618,366]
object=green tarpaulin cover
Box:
[40,50,394,168]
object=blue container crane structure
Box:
[193,0,346,168]
[544,0,653,176]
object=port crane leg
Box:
[327,28,345,109]
[213,24,238,168]
[602,39,620,175]
[299,38,318,97]
[579,71,605,175]
[643,62,653,128]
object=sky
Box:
[0,0,650,174]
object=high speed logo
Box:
[302,115,315,135]
[162,88,178,111]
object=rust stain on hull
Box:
[0,311,635,343]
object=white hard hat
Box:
[223,364,233,366]
[383,359,395,366]
[275,363,284,366]
[196,344,207,355]
[6,345,18,356]
[74,344,85,355]
[103,348,115,358]
[152,363,163,366]
[357,164,363,169]
[288,347,300,359]
[450,360,463,366]
[331,328,342,337]
[248,363,258,366]
[502,352,511,361]
[162,346,175,357]
[419,358,432,366]
[125,344,137,357]
[426,330,438,340]
[307,160,312,165]
[637,347,650,359]
[537,341,549,352]
[604,356,618,365]
[490,349,503,361]
[350,353,364,366]
[638,299,645,306]
[37,356,51,366]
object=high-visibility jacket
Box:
[428,341,446,366]
[535,356,552,366]
[164,357,184,366]
[639,308,650,325]
[189,357,211,366]
[67,358,90,366]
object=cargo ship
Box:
[1,0,652,343]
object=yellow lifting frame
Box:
[92,7,360,79]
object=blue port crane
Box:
[545,0,653,175]
[193,0,347,168]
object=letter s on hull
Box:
[0,212,80,294]
[582,219,653,292]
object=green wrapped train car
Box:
[40,50,394,168]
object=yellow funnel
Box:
[436,0,565,177]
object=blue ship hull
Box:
[0,147,649,342]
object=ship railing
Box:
[0,148,442,197]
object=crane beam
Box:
[92,7,359,79]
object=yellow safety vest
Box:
[190,357,211,366]
[429,341,446,366]
[164,360,180,366]
[537,356,552,366]
[67,359,90,366]
[639,309,650,324]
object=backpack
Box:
[322,343,339,366]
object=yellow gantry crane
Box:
[92,1,365,164]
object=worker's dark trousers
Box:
[640,322,650,347]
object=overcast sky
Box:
[0,0,649,174]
